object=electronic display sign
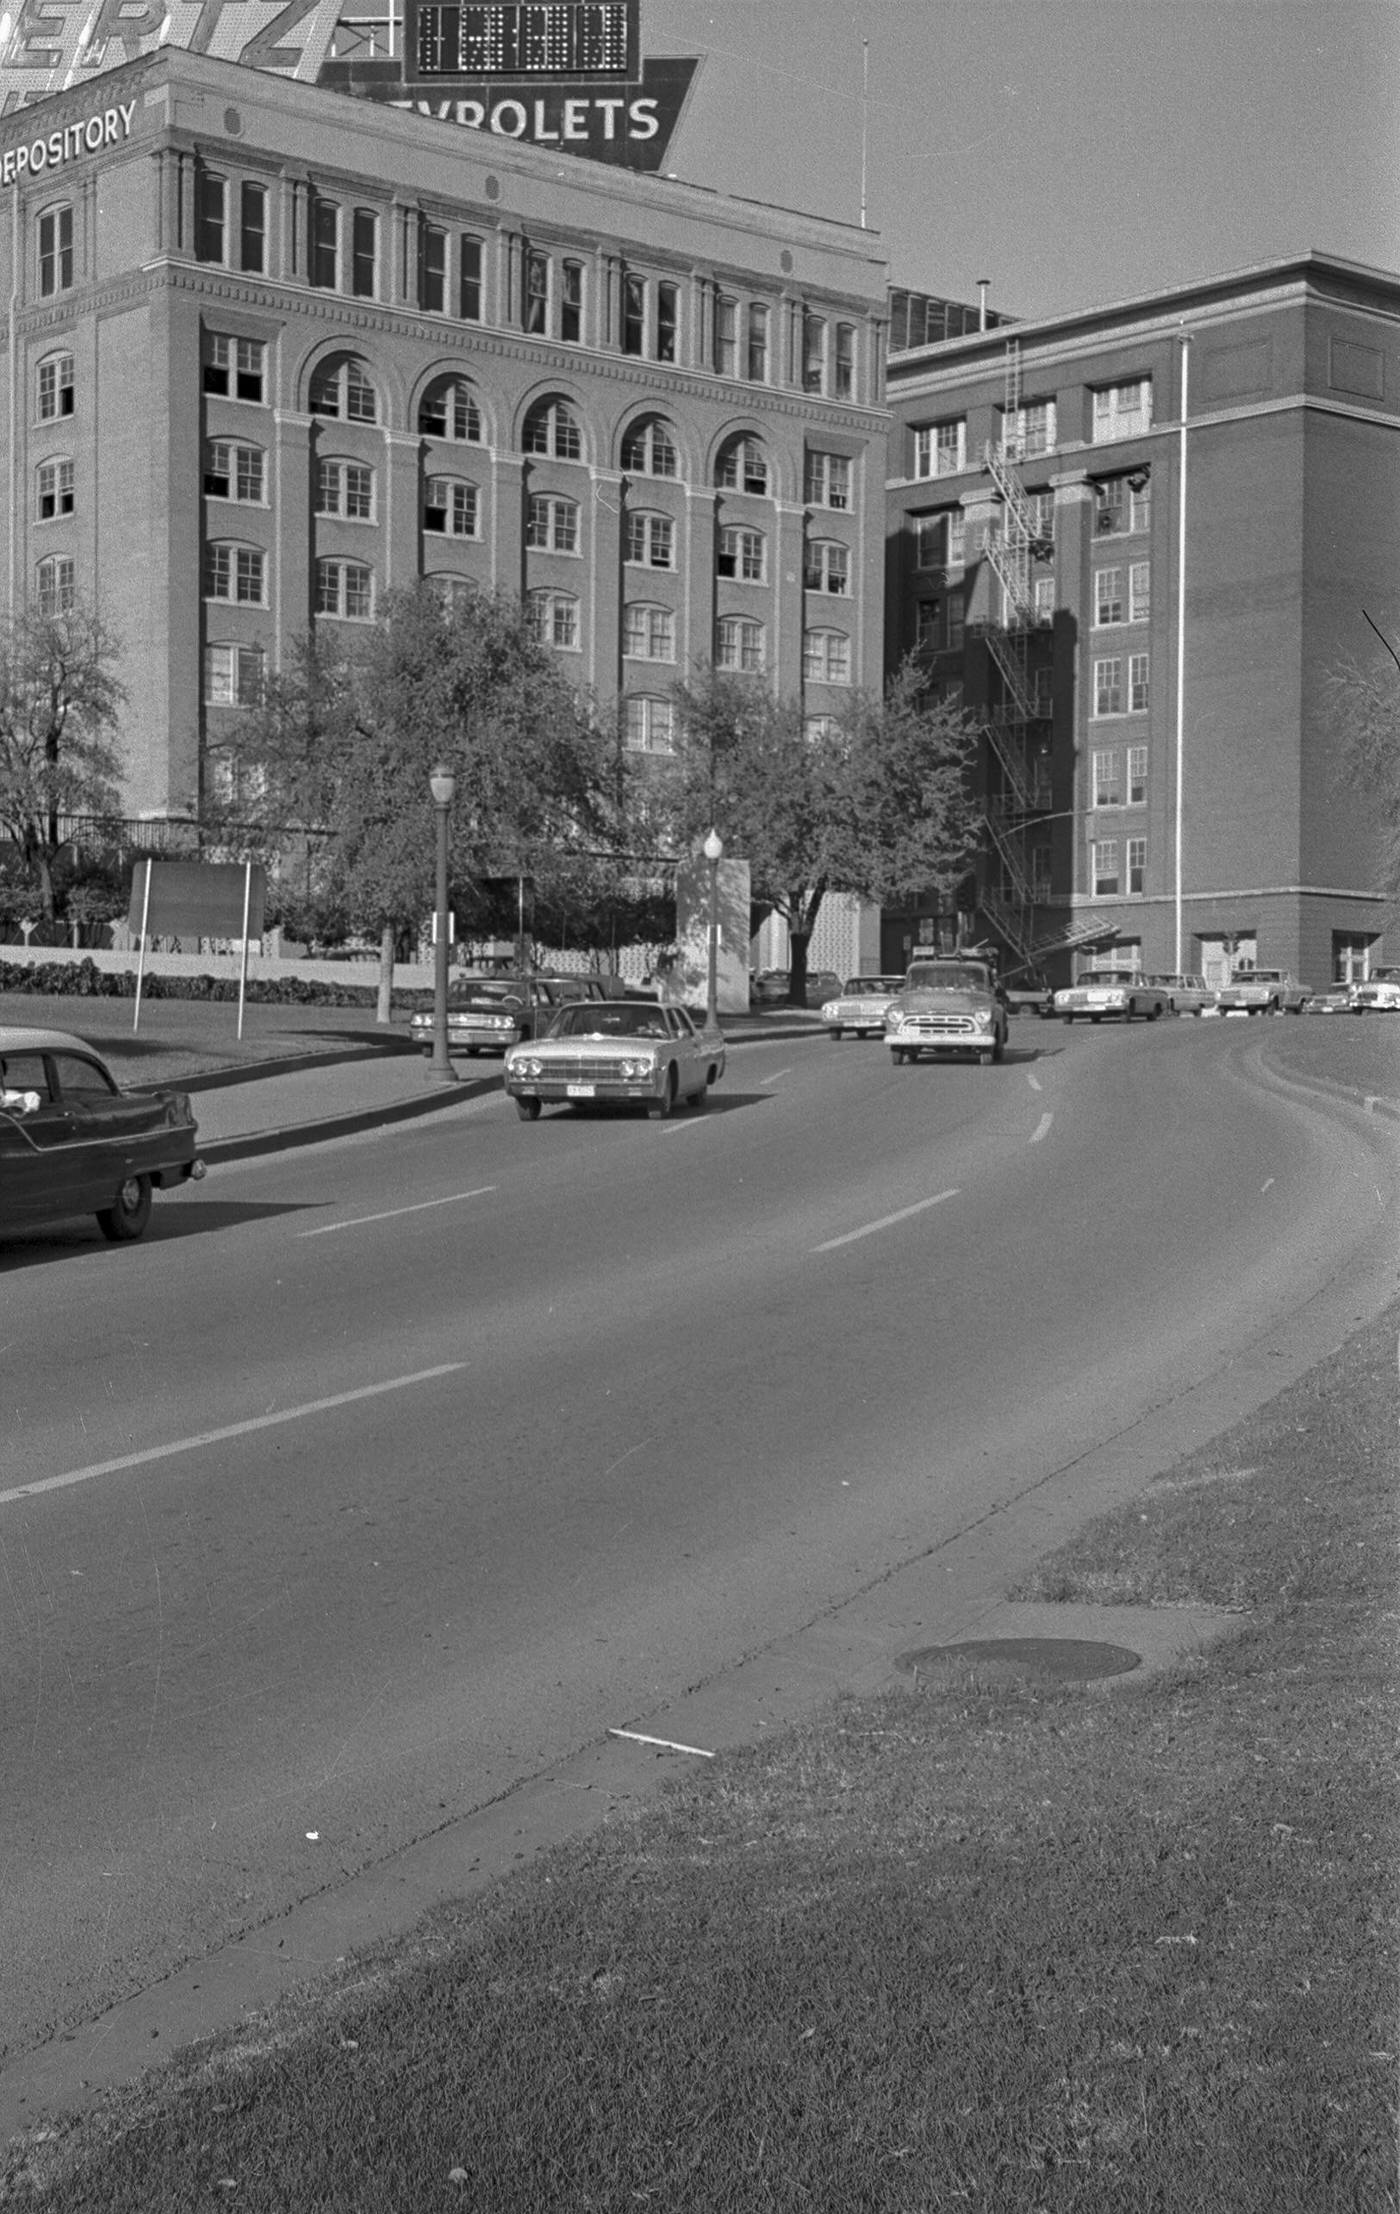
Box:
[410,3,638,80]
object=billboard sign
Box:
[0,0,699,172]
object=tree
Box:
[0,603,126,921]
[1329,620,1400,896]
[655,664,979,1002]
[223,585,614,1018]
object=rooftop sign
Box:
[0,0,698,170]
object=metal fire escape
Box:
[976,342,1054,965]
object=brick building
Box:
[0,44,889,836]
[884,254,1400,989]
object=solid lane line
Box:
[0,1364,467,1509]
[297,1187,496,1237]
[813,1189,958,1253]
[1031,1112,1054,1144]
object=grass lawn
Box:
[5,1310,1397,2212]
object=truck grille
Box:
[904,1014,976,1037]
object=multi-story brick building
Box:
[0,44,889,828]
[884,254,1400,989]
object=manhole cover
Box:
[897,1637,1142,1682]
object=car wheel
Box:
[891,1048,906,1065]
[992,1032,1006,1064]
[650,1066,678,1119]
[688,1080,709,1110]
[1062,1013,1074,1024]
[1090,1014,1102,1025]
[978,1047,993,1066]
[97,1173,152,1244]
[828,1027,842,1040]
[514,1097,541,1122]
[1147,1003,1162,1021]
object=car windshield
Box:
[545,1004,672,1040]
[845,977,898,992]
[905,965,990,991]
[1081,972,1135,985]
[450,977,527,1006]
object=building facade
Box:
[884,255,1400,989]
[0,45,889,828]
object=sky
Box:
[643,0,1400,322]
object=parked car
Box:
[1214,967,1309,1016]
[1302,985,1359,1014]
[1054,971,1171,1023]
[1002,969,1055,1017]
[749,970,792,1005]
[1350,975,1400,1012]
[409,972,607,1057]
[504,1000,726,1120]
[0,1026,204,1244]
[803,969,845,1008]
[820,976,905,1038]
[885,955,1008,1066]
[1145,972,1214,1016]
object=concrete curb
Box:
[1256,1049,1400,1126]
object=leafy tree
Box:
[221,586,614,1018]
[654,664,979,1003]
[1329,620,1400,896]
[0,603,126,921]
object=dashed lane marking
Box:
[1031,1113,1054,1145]
[0,1365,467,1509]
[297,1187,496,1237]
[813,1189,959,1253]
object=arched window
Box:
[431,575,478,613]
[37,351,74,423]
[36,457,74,521]
[624,696,675,753]
[525,493,578,553]
[315,457,375,521]
[717,525,764,583]
[204,543,266,605]
[803,628,851,684]
[716,436,768,495]
[36,555,74,615]
[309,356,378,423]
[205,440,266,505]
[522,398,582,461]
[424,478,479,538]
[419,376,482,443]
[315,557,374,620]
[624,604,676,663]
[621,416,678,478]
[625,512,674,570]
[803,540,850,595]
[204,642,265,706]
[716,615,764,673]
[526,588,580,649]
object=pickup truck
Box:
[886,955,1008,1066]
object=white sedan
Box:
[1054,971,1171,1023]
[820,976,905,1038]
[504,1000,726,1120]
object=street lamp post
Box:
[427,763,458,1086]
[703,827,723,1029]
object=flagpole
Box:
[859,39,869,228]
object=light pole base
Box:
[425,1057,459,1086]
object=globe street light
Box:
[703,827,723,1029]
[427,763,458,1086]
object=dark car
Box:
[1002,970,1055,1017]
[0,1026,204,1244]
[409,972,608,1056]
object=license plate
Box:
[566,1083,596,1098]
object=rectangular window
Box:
[912,511,964,570]
[1129,560,1150,623]
[311,196,339,289]
[803,313,826,395]
[1127,745,1148,804]
[913,418,966,479]
[204,641,265,706]
[715,295,737,376]
[805,451,851,510]
[459,235,483,320]
[38,355,74,421]
[1003,399,1056,459]
[656,283,678,364]
[1092,378,1152,442]
[239,183,266,275]
[1093,657,1123,716]
[348,208,376,299]
[419,220,446,313]
[560,260,583,343]
[746,303,769,382]
[204,334,266,404]
[194,170,225,264]
[38,206,73,296]
[1095,476,1152,535]
[1129,652,1150,712]
[622,272,645,356]
[524,248,549,335]
[1095,567,1124,626]
[625,513,674,568]
[833,323,855,400]
[1033,576,1055,622]
[1092,839,1120,896]
[1127,837,1147,894]
[1092,748,1121,808]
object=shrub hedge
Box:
[0,957,381,1008]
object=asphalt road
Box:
[2,1017,1397,2069]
